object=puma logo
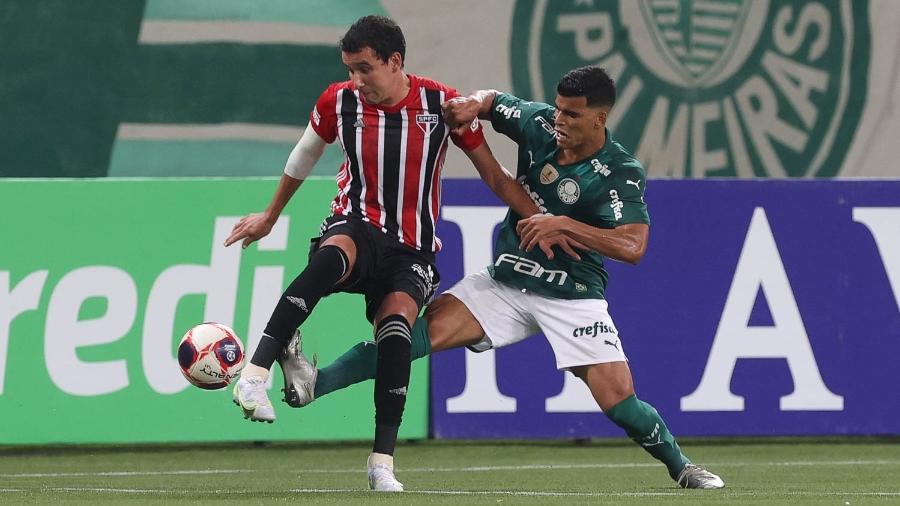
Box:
[604,339,619,350]
[640,423,663,447]
[626,179,641,189]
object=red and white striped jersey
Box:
[308,74,484,252]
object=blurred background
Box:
[1,0,898,449]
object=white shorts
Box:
[445,270,627,370]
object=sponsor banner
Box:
[432,179,900,438]
[0,179,428,444]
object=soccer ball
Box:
[177,322,245,390]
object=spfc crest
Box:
[416,113,439,135]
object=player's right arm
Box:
[224,86,338,249]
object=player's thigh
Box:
[570,362,635,411]
[530,296,628,370]
[443,271,537,352]
[312,215,372,284]
[364,244,438,324]
[373,291,420,327]
[423,294,485,352]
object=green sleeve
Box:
[490,93,554,144]
[596,162,650,225]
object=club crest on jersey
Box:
[416,113,439,135]
[539,164,559,184]
[557,178,580,204]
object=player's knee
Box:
[375,293,418,326]
[319,234,357,270]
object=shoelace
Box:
[679,465,714,486]
[370,465,400,484]
[243,378,271,406]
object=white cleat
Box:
[278,330,318,408]
[676,464,725,489]
[232,376,275,423]
[367,453,404,492]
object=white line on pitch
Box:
[0,469,244,478]
[4,459,898,479]
[2,488,898,498]
[300,459,900,474]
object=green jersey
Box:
[487,93,650,300]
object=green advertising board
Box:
[0,178,428,444]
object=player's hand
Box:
[516,215,586,260]
[442,97,481,136]
[224,212,275,249]
[536,235,587,261]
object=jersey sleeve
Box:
[597,161,650,225]
[308,84,339,144]
[490,93,554,143]
[445,88,485,151]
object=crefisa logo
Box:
[511,0,869,177]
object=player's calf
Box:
[372,315,412,456]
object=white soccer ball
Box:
[177,322,245,390]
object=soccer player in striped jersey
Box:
[223,15,558,492]
[277,66,725,490]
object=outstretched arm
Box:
[464,140,538,218]
[443,90,500,134]
[224,127,326,248]
[464,141,586,260]
[517,215,649,265]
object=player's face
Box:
[342,46,403,105]
[552,95,607,150]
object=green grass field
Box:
[1,438,898,505]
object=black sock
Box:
[372,315,412,456]
[250,244,349,369]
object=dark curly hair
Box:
[556,66,616,108]
[340,15,406,66]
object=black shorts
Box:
[310,214,440,323]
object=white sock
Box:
[241,363,269,380]
[368,452,394,468]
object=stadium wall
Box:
[1,0,899,179]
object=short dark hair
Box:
[556,66,616,108]
[340,15,406,66]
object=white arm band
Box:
[284,126,327,179]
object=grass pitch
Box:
[1,437,898,505]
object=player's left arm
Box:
[518,215,648,264]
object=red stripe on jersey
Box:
[430,138,451,251]
[402,97,425,247]
[361,105,381,225]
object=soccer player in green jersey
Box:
[278,66,725,490]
